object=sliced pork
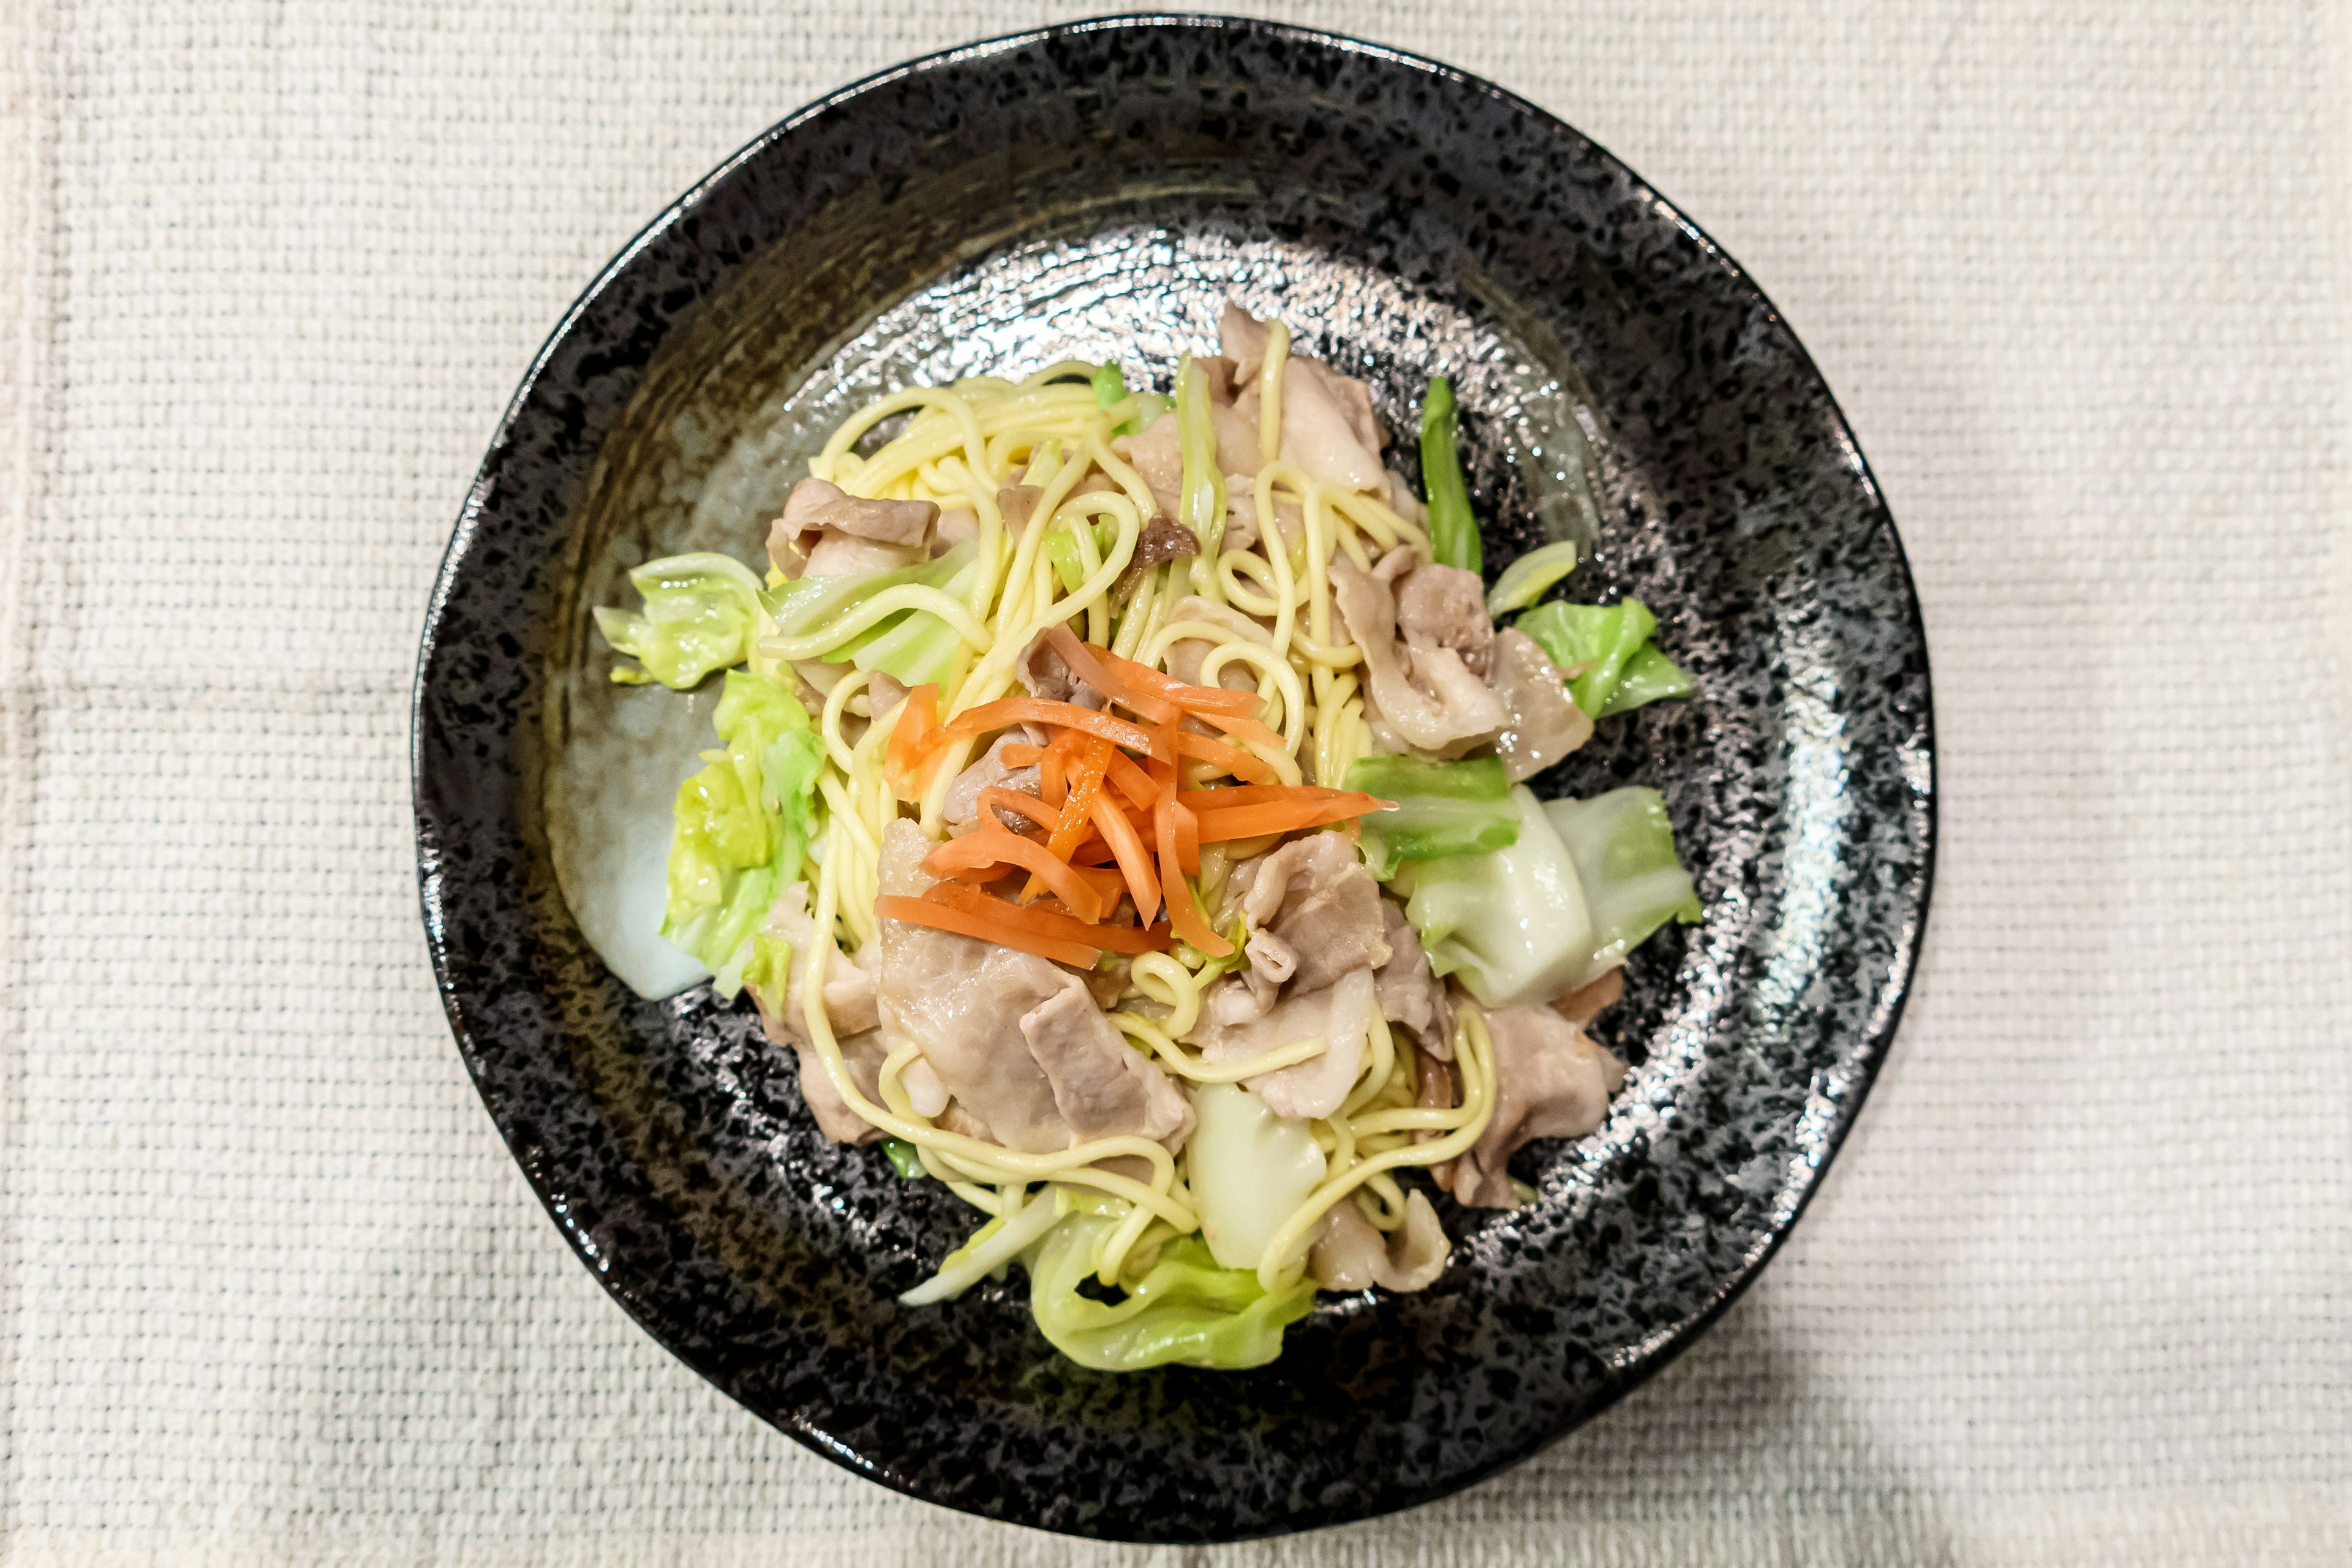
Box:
[1310,1189,1449,1293]
[1332,551,1507,755]
[1447,1004,1626,1207]
[1487,626,1593,782]
[1194,967,1377,1121]
[767,476,937,579]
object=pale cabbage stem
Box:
[760,584,990,663]
[1255,1006,1498,1291]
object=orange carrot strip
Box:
[1190,794,1392,841]
[925,829,1107,922]
[1175,797,1201,875]
[1192,707,1291,756]
[925,883,1174,956]
[1174,730,1280,785]
[1178,783,1364,810]
[1088,783,1161,924]
[946,698,1168,761]
[1000,743,1044,767]
[1090,642,1266,718]
[876,894,1101,967]
[1043,626,1182,725]
[1155,790,1230,956]
[1068,863,1129,908]
[884,684,945,801]
[1102,749,1161,813]
[976,786,1058,832]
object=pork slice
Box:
[1488,627,1593,782]
[1332,551,1506,755]
[874,819,1074,1153]
[942,731,1042,834]
[1220,302,1273,385]
[1192,967,1376,1121]
[1016,629,1107,709]
[1452,1005,1626,1207]
[752,881,880,1046]
[1019,982,1194,1150]
[788,1032,890,1146]
[1110,410,1185,521]
[1310,1189,1449,1293]
[1553,968,1626,1027]
[1240,832,1391,995]
[1395,560,1495,676]
[1376,897,1455,1060]
[1278,359,1385,492]
[768,476,938,578]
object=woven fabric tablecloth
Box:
[4,2,2347,1563]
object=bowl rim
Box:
[412,10,1937,1541]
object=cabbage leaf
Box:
[594,552,766,688]
[1023,1213,1317,1371]
[1542,788,1702,984]
[1389,786,1596,1008]
[1186,1084,1327,1273]
[1515,599,1694,718]
[662,669,823,995]
[1344,754,1519,879]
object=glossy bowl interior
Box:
[414,15,1934,1543]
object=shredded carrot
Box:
[1191,706,1291,757]
[947,697,1168,760]
[1000,742,1043,767]
[976,786,1057,833]
[1088,639,1266,718]
[1102,748,1161,813]
[1043,626,1181,725]
[1067,863,1129,908]
[1174,730,1280,785]
[1188,790,1393,842]
[1038,736,1112,864]
[875,894,1102,967]
[921,882,1174,957]
[1088,782,1161,924]
[1155,790,1229,955]
[924,829,1107,922]
[1036,728,1087,808]
[884,684,946,801]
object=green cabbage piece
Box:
[1388,786,1596,1008]
[838,551,980,688]
[762,538,974,641]
[1485,538,1580,617]
[1090,362,1169,437]
[594,552,766,688]
[1542,788,1702,982]
[880,1138,929,1181]
[1023,1213,1317,1371]
[1419,375,1481,574]
[1042,519,1122,595]
[1176,355,1226,595]
[1344,754,1520,879]
[662,670,824,996]
[1515,599,1695,718]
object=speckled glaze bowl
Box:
[413,15,1934,1544]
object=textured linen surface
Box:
[2,2,2347,1564]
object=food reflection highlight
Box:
[592,303,1698,1370]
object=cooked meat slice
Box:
[942,731,1042,834]
[1310,1189,1449,1292]
[864,671,908,717]
[1487,626,1593,782]
[1020,982,1194,1149]
[1552,967,1625,1026]
[932,503,979,553]
[1211,400,1261,479]
[1376,897,1455,1060]
[1450,1005,1626,1207]
[1221,302,1383,490]
[1332,551,1506,755]
[1240,832,1391,994]
[874,818,1075,1153]
[1110,410,1185,521]
[767,476,938,578]
[1221,486,1302,556]
[752,881,881,1044]
[1240,926,1299,1010]
[1220,302,1273,384]
[1016,628,1107,709]
[1384,469,1428,529]
[788,1033,890,1146]
[1394,560,1494,676]
[1193,967,1377,1121]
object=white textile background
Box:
[3,2,2348,1564]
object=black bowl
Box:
[413,13,1934,1544]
